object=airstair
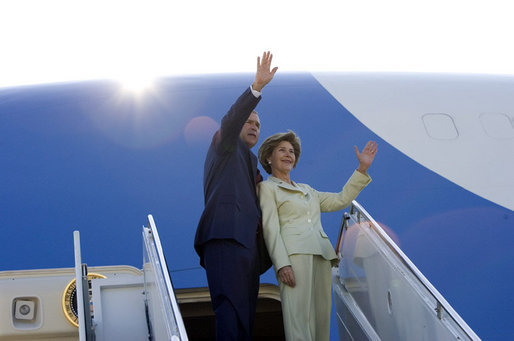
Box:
[73,214,188,341]
[1,207,481,340]
[332,201,481,340]
[0,215,188,341]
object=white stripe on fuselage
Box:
[313,72,514,211]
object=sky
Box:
[1,0,514,88]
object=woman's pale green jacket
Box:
[258,170,371,272]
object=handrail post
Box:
[73,231,86,341]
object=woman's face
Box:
[268,140,295,176]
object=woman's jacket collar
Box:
[267,175,309,195]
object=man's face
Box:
[239,112,260,148]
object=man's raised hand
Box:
[252,51,278,92]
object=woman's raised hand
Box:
[355,140,377,174]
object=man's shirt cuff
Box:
[250,84,262,98]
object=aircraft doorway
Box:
[176,284,284,340]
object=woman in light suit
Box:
[257,131,377,341]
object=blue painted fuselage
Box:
[1,73,512,340]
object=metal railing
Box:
[143,214,188,341]
[333,201,480,341]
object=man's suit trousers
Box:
[203,239,260,341]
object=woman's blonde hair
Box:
[258,131,301,174]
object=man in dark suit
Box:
[194,51,278,340]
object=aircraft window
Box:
[479,113,514,139]
[422,113,459,140]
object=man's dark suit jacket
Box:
[195,87,270,273]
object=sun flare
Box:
[119,76,155,94]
